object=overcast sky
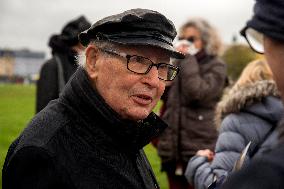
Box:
[0,0,255,59]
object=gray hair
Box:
[76,40,118,68]
[179,18,223,56]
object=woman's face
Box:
[180,26,203,50]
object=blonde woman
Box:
[185,59,283,189]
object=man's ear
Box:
[85,45,99,79]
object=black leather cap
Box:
[79,9,184,59]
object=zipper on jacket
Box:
[136,151,160,189]
[148,168,160,189]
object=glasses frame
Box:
[99,48,180,81]
[178,36,199,43]
[240,26,264,54]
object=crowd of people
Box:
[2,0,284,188]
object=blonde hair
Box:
[179,18,222,56]
[215,59,276,129]
[232,59,273,89]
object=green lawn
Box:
[0,84,168,189]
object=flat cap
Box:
[79,8,184,59]
[245,0,284,42]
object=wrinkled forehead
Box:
[117,45,171,62]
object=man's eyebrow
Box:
[161,57,171,63]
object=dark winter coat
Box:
[36,15,90,113]
[221,127,284,189]
[157,53,227,172]
[185,80,283,189]
[3,68,167,189]
[36,48,78,113]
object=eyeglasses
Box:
[178,36,200,43]
[240,27,264,54]
[99,48,179,81]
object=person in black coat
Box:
[220,0,284,188]
[2,9,185,189]
[36,15,91,113]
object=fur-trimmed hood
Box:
[215,80,282,128]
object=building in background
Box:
[0,49,45,83]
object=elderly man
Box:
[221,0,284,188]
[2,9,184,189]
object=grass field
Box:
[0,84,168,189]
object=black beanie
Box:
[246,0,284,42]
[60,16,91,46]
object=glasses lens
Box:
[187,37,195,43]
[158,64,178,81]
[157,64,168,80]
[168,67,179,81]
[128,55,179,81]
[128,56,151,74]
[246,28,264,54]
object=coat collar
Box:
[215,80,281,128]
[59,67,167,152]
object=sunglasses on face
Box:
[178,36,199,43]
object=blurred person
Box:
[2,9,184,189]
[185,59,283,189]
[219,0,284,188]
[36,15,91,113]
[157,18,227,189]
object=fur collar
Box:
[215,80,280,128]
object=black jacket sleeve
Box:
[3,146,74,189]
[36,59,59,113]
[221,146,284,189]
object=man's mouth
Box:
[132,94,153,105]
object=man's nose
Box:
[142,66,160,88]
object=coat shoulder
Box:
[14,101,70,154]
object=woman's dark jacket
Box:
[185,80,283,189]
[3,68,167,189]
[157,53,227,172]
[36,39,78,113]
